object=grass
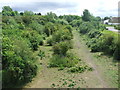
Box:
[92,53,118,88]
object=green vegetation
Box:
[74,9,120,61]
[114,25,120,30]
[68,65,93,73]
[2,6,86,88]
[49,54,78,68]
[1,6,119,88]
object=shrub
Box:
[46,36,53,46]
[38,50,45,60]
[88,30,101,38]
[23,31,43,50]
[44,22,56,36]
[49,55,78,68]
[2,37,37,87]
[70,20,82,27]
[53,41,71,56]
[29,21,44,34]
[88,31,120,60]
[18,23,25,30]
[52,29,73,43]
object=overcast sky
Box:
[0,0,120,17]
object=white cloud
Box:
[0,0,119,17]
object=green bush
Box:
[2,37,37,87]
[79,22,95,34]
[38,50,45,60]
[52,29,73,43]
[49,55,78,68]
[29,21,44,34]
[53,41,71,56]
[44,22,56,36]
[89,31,120,60]
[70,20,82,27]
[23,31,43,50]
[88,30,101,38]
[114,25,120,30]
[46,36,53,46]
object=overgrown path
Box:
[24,30,117,88]
[72,30,108,88]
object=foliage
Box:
[114,25,120,30]
[23,31,43,50]
[29,21,44,34]
[46,36,53,46]
[49,54,78,68]
[70,20,82,27]
[88,30,101,38]
[53,41,72,56]
[44,22,57,36]
[2,6,13,16]
[68,65,93,73]
[55,19,69,25]
[103,16,110,20]
[82,9,92,21]
[79,22,95,34]
[52,29,73,44]
[60,15,81,23]
[24,11,34,16]
[88,30,120,60]
[38,50,45,60]
[2,37,37,87]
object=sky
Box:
[0,0,120,17]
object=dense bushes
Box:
[44,17,75,68]
[91,31,120,60]
[74,11,120,60]
[2,37,37,87]
[88,30,102,38]
[46,36,53,46]
[2,6,47,87]
[79,22,95,34]
[78,18,120,60]
[2,6,77,88]
[23,31,43,50]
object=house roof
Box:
[109,17,120,23]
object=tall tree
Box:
[82,9,92,21]
[2,6,13,16]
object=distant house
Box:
[104,17,120,25]
[103,19,109,24]
[109,17,120,25]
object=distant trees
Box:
[103,16,110,20]
[60,15,81,23]
[2,6,13,16]
[2,6,19,16]
[24,11,34,16]
[82,9,92,21]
